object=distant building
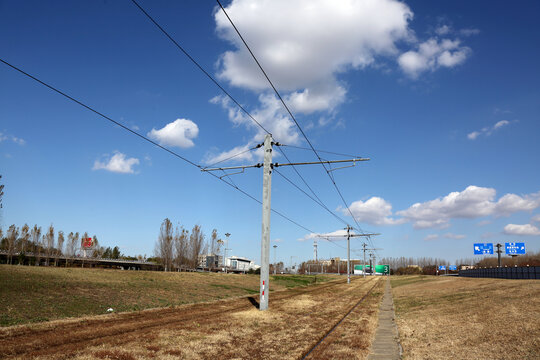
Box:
[197,254,223,268]
[225,256,260,272]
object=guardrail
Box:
[459,266,540,279]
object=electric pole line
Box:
[361,242,382,278]
[202,134,367,310]
[317,227,379,284]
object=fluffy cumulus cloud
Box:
[397,186,540,229]
[467,120,512,140]
[503,224,540,236]
[212,1,474,161]
[398,38,470,78]
[93,152,140,174]
[147,119,199,148]
[343,186,540,230]
[342,197,405,226]
[215,0,413,112]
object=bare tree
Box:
[210,229,220,255]
[31,225,42,266]
[189,224,205,269]
[18,224,30,264]
[55,231,65,266]
[65,231,79,266]
[44,224,55,266]
[6,225,19,264]
[174,225,189,270]
[92,235,101,258]
[155,218,174,271]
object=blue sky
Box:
[1,0,539,265]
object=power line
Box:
[130,0,358,237]
[279,144,363,159]
[216,1,376,243]
[202,144,260,169]
[130,0,271,136]
[0,58,325,241]
[273,168,350,228]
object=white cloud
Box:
[147,119,199,148]
[215,0,414,114]
[273,238,284,243]
[93,152,140,174]
[0,132,26,145]
[397,186,540,229]
[467,120,512,140]
[494,192,540,216]
[299,229,353,242]
[398,38,471,78]
[209,94,299,161]
[203,142,257,166]
[532,214,540,223]
[424,234,439,241]
[342,197,405,226]
[503,224,540,236]
[435,25,451,35]
[460,28,480,36]
[443,233,466,239]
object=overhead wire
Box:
[279,144,363,159]
[130,0,360,241]
[216,1,379,251]
[0,57,335,245]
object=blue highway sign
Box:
[438,265,446,271]
[449,265,457,271]
[505,242,526,255]
[473,243,493,255]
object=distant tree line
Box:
[0,223,127,266]
[154,218,222,271]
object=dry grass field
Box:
[0,274,384,359]
[391,275,540,360]
[0,265,336,327]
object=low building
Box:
[197,254,223,268]
[225,256,259,272]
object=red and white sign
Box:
[82,238,93,248]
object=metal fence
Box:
[460,266,540,279]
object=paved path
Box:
[367,278,401,360]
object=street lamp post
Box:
[273,244,277,275]
[224,233,230,274]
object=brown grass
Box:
[0,265,337,326]
[0,276,383,359]
[391,275,540,360]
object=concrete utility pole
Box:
[317,227,379,284]
[224,232,230,274]
[313,240,318,262]
[273,244,277,275]
[260,134,273,311]
[203,135,368,310]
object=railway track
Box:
[300,277,382,359]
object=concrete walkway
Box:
[367,279,401,360]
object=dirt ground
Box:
[391,275,540,360]
[0,276,384,359]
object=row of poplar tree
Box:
[0,224,109,265]
[154,218,222,272]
